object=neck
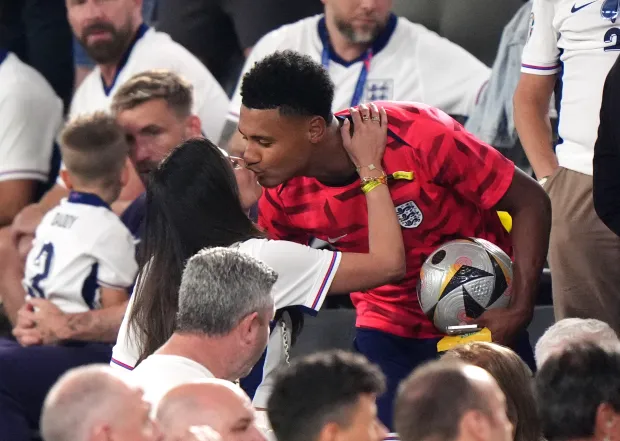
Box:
[324,16,371,62]
[156,333,240,382]
[305,117,357,183]
[99,21,143,87]
[72,186,118,206]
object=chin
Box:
[257,173,289,188]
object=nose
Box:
[83,0,106,21]
[242,143,260,167]
[360,0,379,11]
[132,141,151,164]
[376,421,389,441]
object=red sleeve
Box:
[258,188,311,244]
[415,119,515,210]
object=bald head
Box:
[41,364,158,441]
[395,361,511,441]
[157,380,265,441]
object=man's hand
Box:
[16,298,68,345]
[467,306,533,346]
[12,302,42,346]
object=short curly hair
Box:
[240,50,334,122]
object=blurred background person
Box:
[443,342,542,441]
[535,342,620,441]
[267,350,388,441]
[40,364,162,441]
[534,318,620,368]
[394,360,513,441]
[156,380,265,441]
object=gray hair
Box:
[535,318,620,367]
[176,247,277,335]
[40,365,131,441]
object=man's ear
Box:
[237,311,260,345]
[308,116,328,144]
[460,410,491,441]
[185,115,203,139]
[317,421,341,441]
[60,170,73,190]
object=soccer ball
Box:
[417,238,513,334]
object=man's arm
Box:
[593,58,620,236]
[14,298,128,344]
[494,168,551,318]
[513,73,558,179]
[0,180,37,227]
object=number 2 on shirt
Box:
[27,242,54,298]
[604,28,620,51]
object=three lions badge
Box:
[396,201,423,229]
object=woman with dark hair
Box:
[111,105,405,411]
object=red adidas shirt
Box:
[258,101,514,339]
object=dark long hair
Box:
[128,138,263,363]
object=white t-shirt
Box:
[0,52,62,183]
[69,25,229,141]
[22,192,138,313]
[228,14,489,123]
[521,0,620,175]
[111,237,341,408]
[128,354,214,413]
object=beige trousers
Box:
[546,167,620,334]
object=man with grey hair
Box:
[535,318,620,368]
[394,360,513,441]
[129,247,277,411]
[40,364,161,441]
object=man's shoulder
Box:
[254,14,322,54]
[131,29,210,75]
[0,53,60,103]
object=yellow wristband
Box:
[361,180,384,194]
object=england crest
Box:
[365,79,394,101]
[396,201,423,229]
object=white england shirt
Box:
[228,14,489,123]
[128,354,215,414]
[69,24,229,141]
[111,237,341,408]
[0,51,62,183]
[521,0,620,175]
[23,192,138,314]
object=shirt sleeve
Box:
[521,0,561,75]
[0,89,62,183]
[92,220,138,290]
[258,189,312,244]
[240,239,341,315]
[593,57,620,237]
[418,115,515,210]
[111,288,140,371]
[416,28,491,117]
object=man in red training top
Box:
[237,50,551,429]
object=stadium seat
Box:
[392,0,526,67]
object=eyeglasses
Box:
[602,0,619,22]
[228,155,245,170]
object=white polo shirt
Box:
[228,14,489,122]
[70,24,229,141]
[521,0,620,175]
[111,237,341,408]
[0,51,62,183]
[129,354,215,413]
